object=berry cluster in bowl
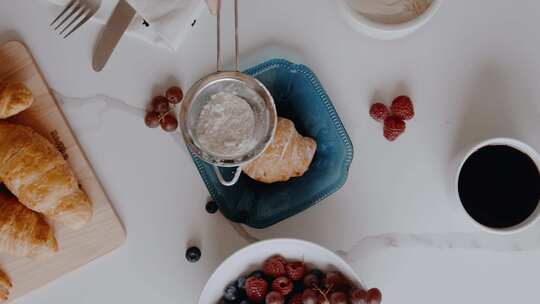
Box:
[218,255,382,304]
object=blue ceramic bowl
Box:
[191,59,353,228]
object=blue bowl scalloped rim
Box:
[190,59,354,228]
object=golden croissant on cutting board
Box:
[0,188,57,257]
[243,118,317,183]
[0,82,33,119]
[0,122,92,229]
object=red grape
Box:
[166,86,183,104]
[266,291,284,304]
[351,288,367,304]
[151,96,170,113]
[366,288,382,304]
[302,289,318,304]
[289,294,303,304]
[329,292,347,304]
[318,294,331,304]
[303,274,319,288]
[324,271,344,290]
[144,111,160,128]
[160,114,178,132]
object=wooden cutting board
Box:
[0,41,126,302]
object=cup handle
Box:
[213,166,242,186]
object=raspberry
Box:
[272,276,293,296]
[369,103,389,122]
[390,95,414,120]
[263,255,287,277]
[289,293,303,304]
[245,276,269,303]
[286,261,306,281]
[265,291,284,304]
[383,116,406,141]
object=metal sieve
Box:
[179,0,277,186]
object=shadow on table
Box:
[443,62,525,206]
[370,81,412,108]
[451,62,522,157]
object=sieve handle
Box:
[213,165,242,186]
[216,0,240,72]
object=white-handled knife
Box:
[92,0,136,72]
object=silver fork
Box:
[50,0,101,39]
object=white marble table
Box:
[2,0,540,303]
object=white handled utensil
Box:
[92,0,136,72]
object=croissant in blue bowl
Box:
[190,59,354,228]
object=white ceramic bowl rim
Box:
[338,0,442,38]
[199,238,364,304]
[454,138,540,235]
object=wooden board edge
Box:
[8,238,126,304]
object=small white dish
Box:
[337,0,442,40]
[198,238,364,304]
[453,138,540,235]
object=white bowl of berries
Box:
[199,238,382,304]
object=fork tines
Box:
[50,0,95,39]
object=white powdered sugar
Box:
[195,92,256,157]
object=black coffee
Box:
[458,145,540,228]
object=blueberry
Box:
[205,200,219,214]
[236,276,247,289]
[310,269,324,280]
[185,246,201,263]
[239,300,253,304]
[285,293,299,303]
[264,275,273,285]
[223,284,240,302]
[236,288,246,301]
[293,280,303,293]
[249,270,265,279]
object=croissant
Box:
[0,82,33,119]
[243,118,317,183]
[0,122,92,229]
[0,268,11,302]
[0,188,57,257]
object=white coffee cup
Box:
[454,138,540,234]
